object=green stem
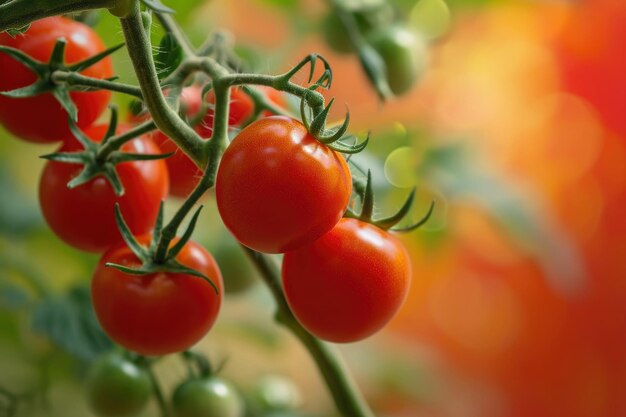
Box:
[97,119,157,158]
[119,5,206,168]
[146,363,169,417]
[51,71,143,98]
[0,0,116,32]
[222,72,325,113]
[242,248,376,417]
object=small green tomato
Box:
[367,25,428,95]
[86,352,152,417]
[172,377,244,417]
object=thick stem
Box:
[0,0,116,32]
[119,5,206,168]
[242,248,376,417]
[97,119,157,158]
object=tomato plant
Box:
[282,218,412,343]
[38,124,169,252]
[91,236,223,356]
[86,352,152,417]
[0,16,113,143]
[216,116,352,254]
[366,25,426,96]
[172,376,244,417]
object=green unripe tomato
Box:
[213,236,258,295]
[249,375,301,412]
[366,25,428,95]
[172,377,244,417]
[86,353,152,417]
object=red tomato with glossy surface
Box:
[215,116,352,254]
[282,218,411,343]
[152,86,254,197]
[0,17,113,143]
[39,124,169,252]
[92,236,223,356]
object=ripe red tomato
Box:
[215,116,352,254]
[282,218,411,343]
[152,86,254,197]
[91,236,223,356]
[39,124,169,252]
[0,17,113,143]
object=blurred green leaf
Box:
[155,32,183,80]
[32,286,112,361]
[0,166,42,236]
[0,283,30,310]
[422,144,584,293]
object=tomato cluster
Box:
[2,11,423,417]
[0,18,223,359]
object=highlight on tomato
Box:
[215,116,352,254]
[38,124,169,253]
[282,218,412,343]
[0,16,114,143]
[91,236,223,356]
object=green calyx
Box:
[40,108,168,196]
[105,203,219,294]
[0,39,124,121]
[300,96,368,154]
[345,169,435,232]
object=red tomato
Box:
[92,236,223,355]
[215,116,352,254]
[282,218,411,342]
[152,86,254,197]
[0,17,113,143]
[38,124,169,252]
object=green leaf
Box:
[31,286,113,361]
[155,32,184,81]
[0,166,42,235]
[5,24,30,38]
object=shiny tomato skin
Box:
[38,124,169,253]
[215,116,352,254]
[152,87,254,198]
[0,17,113,143]
[282,218,411,343]
[92,237,223,356]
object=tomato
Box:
[215,116,352,254]
[38,124,168,253]
[249,375,301,413]
[366,25,427,96]
[91,236,223,356]
[212,234,259,295]
[172,376,244,417]
[282,218,411,342]
[151,86,254,197]
[0,17,113,143]
[86,352,152,417]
